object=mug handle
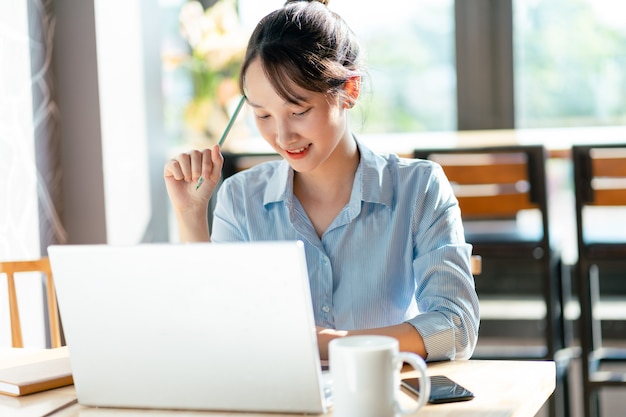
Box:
[396,352,430,415]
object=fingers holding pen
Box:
[164,146,223,190]
[199,144,224,188]
[163,151,195,183]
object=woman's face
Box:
[243,58,353,174]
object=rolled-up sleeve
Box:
[407,165,480,361]
[408,244,480,361]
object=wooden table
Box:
[1,348,555,417]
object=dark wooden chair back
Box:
[574,145,626,207]
[414,146,545,221]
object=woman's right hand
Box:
[164,145,224,210]
[163,145,224,241]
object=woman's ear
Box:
[343,76,361,108]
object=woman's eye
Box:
[255,113,270,120]
[293,108,311,117]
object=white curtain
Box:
[29,0,67,253]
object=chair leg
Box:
[585,388,601,417]
[541,352,576,417]
[547,257,570,417]
[548,391,557,417]
[552,382,569,417]
[561,374,571,417]
[578,262,612,417]
[557,262,575,417]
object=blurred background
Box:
[1,4,625,415]
[2,0,625,259]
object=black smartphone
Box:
[401,375,474,404]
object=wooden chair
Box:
[0,257,63,348]
[414,145,574,417]
[572,144,626,417]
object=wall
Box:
[53,0,169,245]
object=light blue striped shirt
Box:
[212,141,479,360]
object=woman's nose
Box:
[275,120,296,147]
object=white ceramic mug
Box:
[329,335,430,417]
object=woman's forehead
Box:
[244,58,315,105]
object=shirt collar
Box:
[263,159,293,207]
[262,139,394,209]
[357,141,394,208]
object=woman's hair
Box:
[238,0,363,105]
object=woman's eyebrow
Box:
[245,98,262,109]
[246,97,310,109]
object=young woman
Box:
[164,0,479,361]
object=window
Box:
[332,0,456,133]
[159,0,457,149]
[514,0,626,127]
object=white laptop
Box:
[48,241,330,414]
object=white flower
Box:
[179,0,247,72]
[179,1,206,49]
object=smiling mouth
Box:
[285,144,311,154]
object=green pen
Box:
[196,95,246,191]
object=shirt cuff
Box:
[407,312,456,362]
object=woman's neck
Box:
[295,137,359,201]
[293,137,360,237]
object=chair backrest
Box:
[573,144,626,207]
[573,144,626,248]
[0,257,62,348]
[414,145,548,222]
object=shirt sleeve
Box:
[406,164,480,361]
[211,177,248,242]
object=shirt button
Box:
[322,305,330,313]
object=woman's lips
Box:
[284,143,311,159]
